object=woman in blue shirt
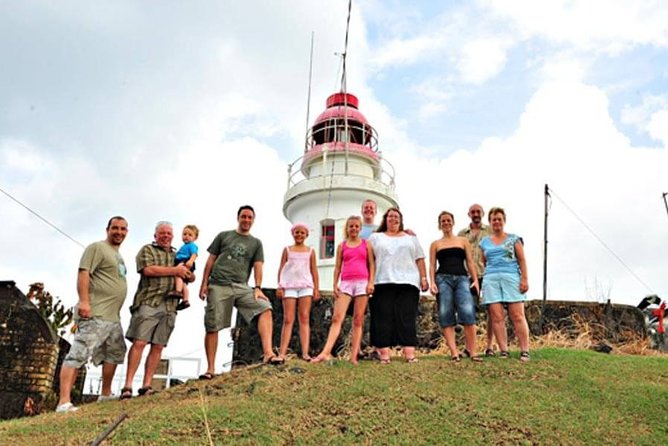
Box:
[480,207,530,362]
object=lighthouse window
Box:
[320,220,335,259]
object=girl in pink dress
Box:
[277,223,320,361]
[313,216,375,365]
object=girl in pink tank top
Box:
[277,223,320,361]
[313,216,375,365]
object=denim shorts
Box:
[338,279,369,297]
[435,274,476,327]
[481,272,526,304]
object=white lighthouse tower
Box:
[283,91,399,290]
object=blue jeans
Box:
[435,274,476,327]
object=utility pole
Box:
[540,184,550,333]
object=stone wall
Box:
[233,289,647,365]
[0,281,63,418]
[525,299,646,341]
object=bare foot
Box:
[311,354,332,363]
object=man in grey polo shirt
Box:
[198,205,281,379]
[56,216,129,413]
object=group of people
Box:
[429,204,530,362]
[55,200,531,413]
[56,216,200,412]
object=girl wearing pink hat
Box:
[277,222,320,361]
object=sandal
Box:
[499,351,509,359]
[138,386,157,396]
[520,351,531,362]
[120,387,132,400]
[406,357,419,364]
[263,356,285,366]
[379,358,391,365]
[484,348,495,357]
[176,301,190,311]
[471,356,484,363]
[451,355,461,363]
[166,290,184,299]
[199,372,214,380]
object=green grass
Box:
[1,348,667,445]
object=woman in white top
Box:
[368,208,429,364]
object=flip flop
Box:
[138,386,157,396]
[263,356,285,366]
[120,387,132,400]
[176,301,190,311]
[199,372,214,380]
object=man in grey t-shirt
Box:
[198,205,281,379]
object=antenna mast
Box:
[304,31,315,154]
[341,0,352,174]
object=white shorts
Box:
[338,279,369,297]
[283,287,314,298]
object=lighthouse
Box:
[283,91,399,290]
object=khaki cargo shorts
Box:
[125,302,176,346]
[204,283,272,332]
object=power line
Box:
[549,187,653,293]
[0,185,85,248]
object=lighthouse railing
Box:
[285,152,396,191]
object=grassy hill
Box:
[0,348,666,445]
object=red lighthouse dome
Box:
[304,92,379,162]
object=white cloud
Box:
[409,77,453,119]
[485,0,668,52]
[456,37,511,84]
[620,94,668,142]
[647,109,668,145]
[370,35,444,68]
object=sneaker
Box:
[97,394,115,402]
[55,402,79,413]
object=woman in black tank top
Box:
[429,211,482,362]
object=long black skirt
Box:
[369,283,419,348]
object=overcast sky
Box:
[2,1,668,364]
